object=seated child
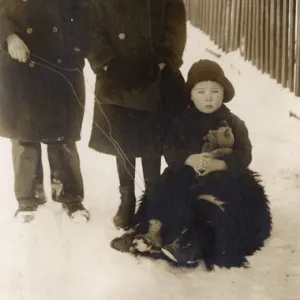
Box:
[111,60,272,270]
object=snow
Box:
[0,23,299,300]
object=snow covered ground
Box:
[0,23,300,300]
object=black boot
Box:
[110,231,136,252]
[113,185,136,229]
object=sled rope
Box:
[32,60,145,191]
[29,54,144,177]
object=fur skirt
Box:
[134,166,272,270]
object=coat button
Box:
[26,28,33,34]
[29,61,35,68]
[22,0,28,2]
[52,27,58,32]
[73,47,81,52]
[70,18,74,22]
[118,33,126,40]
[56,58,61,64]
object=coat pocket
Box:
[95,67,161,112]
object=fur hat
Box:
[186,60,235,102]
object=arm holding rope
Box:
[0,3,29,62]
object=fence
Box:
[184,0,300,97]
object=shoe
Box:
[132,219,162,253]
[113,185,136,230]
[110,231,136,253]
[161,225,214,265]
[161,240,200,265]
[62,202,90,223]
[15,204,38,223]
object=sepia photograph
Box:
[0,0,299,299]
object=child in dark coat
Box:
[111,60,272,270]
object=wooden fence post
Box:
[204,0,209,34]
[240,0,246,56]
[254,0,260,69]
[245,0,251,61]
[259,0,265,72]
[222,0,228,51]
[269,0,276,79]
[216,0,222,47]
[281,0,289,88]
[234,0,242,51]
[288,0,296,92]
[275,0,283,84]
[264,0,270,74]
[295,0,300,96]
[212,0,218,44]
[251,0,256,65]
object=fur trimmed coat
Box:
[88,0,187,157]
[0,0,88,142]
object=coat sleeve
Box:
[155,0,187,70]
[86,1,116,74]
[221,115,252,174]
[163,117,193,171]
[0,5,20,49]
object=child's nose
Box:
[205,93,212,101]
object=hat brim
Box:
[186,70,235,103]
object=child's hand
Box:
[6,34,30,63]
[198,158,227,176]
[185,153,209,175]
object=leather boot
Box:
[113,185,136,229]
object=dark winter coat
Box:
[0,0,88,142]
[164,105,252,175]
[88,0,187,157]
[130,105,270,269]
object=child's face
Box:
[191,81,224,113]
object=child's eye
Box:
[197,90,204,94]
[213,89,220,93]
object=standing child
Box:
[111,60,272,270]
[0,0,90,223]
[88,0,187,230]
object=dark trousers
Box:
[135,166,197,244]
[11,140,84,207]
[116,155,161,189]
[136,166,235,245]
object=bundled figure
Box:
[88,0,187,229]
[111,60,272,270]
[0,0,90,222]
